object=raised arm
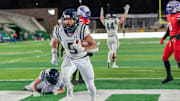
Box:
[100,7,105,25]
[118,4,130,25]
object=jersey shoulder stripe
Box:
[55,24,62,41]
[82,24,87,40]
[80,24,85,40]
[40,70,46,81]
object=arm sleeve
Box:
[84,25,90,38]
[162,28,169,40]
[53,24,62,41]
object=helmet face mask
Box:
[62,9,79,33]
[46,68,59,85]
[106,13,116,20]
[166,1,180,14]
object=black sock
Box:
[177,63,180,68]
[164,61,172,77]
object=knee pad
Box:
[177,62,180,68]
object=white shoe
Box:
[66,96,72,101]
[66,85,74,101]
[112,64,118,68]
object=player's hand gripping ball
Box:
[75,40,89,47]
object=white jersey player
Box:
[24,68,65,96]
[100,4,130,68]
[51,9,98,101]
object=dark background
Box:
[0,0,165,17]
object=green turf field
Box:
[0,38,180,101]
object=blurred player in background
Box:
[51,9,98,101]
[160,0,180,84]
[77,5,91,24]
[24,68,65,96]
[71,5,91,85]
[100,4,130,68]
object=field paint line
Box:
[0,43,7,45]
[1,78,180,81]
[91,32,165,39]
[0,50,42,55]
[0,79,34,81]
[0,67,54,70]
[95,78,180,80]
[0,54,49,64]
[59,89,180,101]
[120,40,168,45]
[0,91,32,101]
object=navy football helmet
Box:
[46,68,59,85]
[106,13,116,19]
[62,8,79,33]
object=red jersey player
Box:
[160,0,180,84]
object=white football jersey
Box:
[104,18,119,37]
[53,24,90,59]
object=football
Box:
[76,40,89,47]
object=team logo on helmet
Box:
[77,5,91,19]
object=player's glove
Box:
[33,91,42,97]
[124,4,130,13]
[51,48,58,66]
[160,38,164,45]
[72,40,85,52]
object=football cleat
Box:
[161,76,173,84]
[71,80,79,85]
[112,64,119,68]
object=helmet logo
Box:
[64,15,70,18]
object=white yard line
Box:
[1,78,180,81]
[91,32,165,39]
[0,91,32,101]
[0,54,48,65]
[59,89,180,101]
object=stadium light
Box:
[48,9,55,15]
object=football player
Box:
[51,9,98,101]
[70,5,92,85]
[160,0,180,84]
[100,4,130,68]
[24,68,65,96]
[77,5,91,24]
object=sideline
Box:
[91,32,165,39]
